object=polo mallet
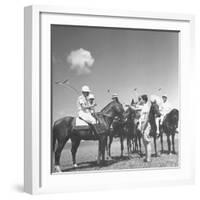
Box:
[55,79,79,95]
[133,88,138,103]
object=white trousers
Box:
[78,110,96,124]
[142,122,152,161]
[155,114,166,133]
[160,114,165,124]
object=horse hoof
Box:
[106,156,112,160]
[73,164,78,168]
[144,158,151,163]
[54,165,62,173]
[154,153,158,157]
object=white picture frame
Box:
[24,5,195,194]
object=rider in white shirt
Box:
[77,85,97,124]
[155,94,172,135]
[88,93,96,114]
[160,94,172,124]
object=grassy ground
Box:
[53,134,179,173]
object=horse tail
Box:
[52,124,57,152]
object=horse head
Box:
[149,101,161,124]
[101,100,125,121]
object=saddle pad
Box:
[75,117,89,126]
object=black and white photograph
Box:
[51,25,179,173]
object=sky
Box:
[51,25,179,121]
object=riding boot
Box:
[91,124,107,137]
[87,124,101,138]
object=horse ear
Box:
[131,99,134,105]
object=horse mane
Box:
[165,108,179,123]
[148,103,157,128]
[100,101,115,113]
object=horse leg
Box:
[101,135,107,164]
[54,138,69,172]
[120,135,124,157]
[105,136,111,160]
[139,136,143,156]
[108,135,113,158]
[167,135,171,154]
[172,134,176,154]
[126,138,129,156]
[133,137,137,153]
[154,136,158,157]
[160,132,164,154]
[127,137,131,157]
[71,138,81,168]
[97,139,102,165]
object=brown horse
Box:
[107,106,142,158]
[52,100,124,172]
[107,117,126,158]
[124,106,143,156]
[160,109,179,154]
[148,101,162,157]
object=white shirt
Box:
[132,102,150,122]
[140,102,150,122]
[77,95,90,113]
[160,100,172,115]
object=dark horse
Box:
[148,101,162,157]
[124,106,143,156]
[160,109,179,154]
[52,100,124,172]
[107,105,143,159]
[107,117,126,158]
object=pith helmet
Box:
[112,93,118,99]
[88,94,95,99]
[81,85,90,92]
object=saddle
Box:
[72,117,94,130]
[72,114,108,134]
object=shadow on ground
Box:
[62,155,131,172]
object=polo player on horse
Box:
[154,94,172,135]
[88,93,96,114]
[77,85,108,136]
[77,85,97,124]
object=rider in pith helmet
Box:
[112,93,119,103]
[160,94,172,124]
[88,94,96,114]
[81,85,91,93]
[77,85,96,124]
[88,93,95,99]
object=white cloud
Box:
[67,48,95,75]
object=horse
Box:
[106,117,126,158]
[148,101,162,157]
[160,109,179,154]
[123,106,143,156]
[107,105,143,158]
[52,100,124,172]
